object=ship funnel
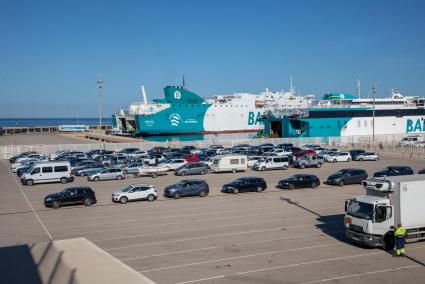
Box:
[141,85,148,105]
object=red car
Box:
[293,149,317,160]
[183,153,199,163]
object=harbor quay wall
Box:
[1,133,424,160]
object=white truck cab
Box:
[345,175,425,250]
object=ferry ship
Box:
[262,91,425,138]
[112,85,309,136]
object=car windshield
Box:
[288,176,297,180]
[122,186,133,192]
[61,188,72,195]
[233,179,243,184]
[334,170,349,176]
[347,200,373,220]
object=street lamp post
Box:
[372,85,376,149]
[96,74,104,149]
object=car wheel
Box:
[282,165,288,170]
[147,194,155,202]
[199,190,207,197]
[261,167,266,171]
[201,170,206,175]
[116,175,122,180]
[174,192,181,199]
[232,169,237,173]
[84,198,92,206]
[300,164,305,169]
[151,173,158,178]
[180,171,186,176]
[233,188,239,194]
[316,163,322,168]
[289,184,295,190]
[256,186,262,193]
[52,200,61,209]
[26,179,34,186]
[79,172,85,177]
[338,180,344,186]
[333,159,337,163]
[347,158,351,162]
[94,176,100,182]
[123,169,128,174]
[119,196,128,204]
[359,158,363,161]
[311,182,318,188]
[374,157,378,161]
[60,177,67,184]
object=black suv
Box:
[373,165,414,177]
[349,149,366,160]
[222,177,267,194]
[276,174,320,190]
[326,168,368,186]
[164,180,209,199]
[44,187,96,209]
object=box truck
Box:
[344,175,425,250]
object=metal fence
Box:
[1,134,424,160]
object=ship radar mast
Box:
[356,79,361,99]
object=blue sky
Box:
[1,0,424,118]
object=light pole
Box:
[96,74,104,149]
[372,85,376,148]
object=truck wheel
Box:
[119,197,128,204]
[338,180,345,186]
[26,179,34,186]
[383,232,395,251]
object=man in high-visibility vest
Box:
[394,223,406,257]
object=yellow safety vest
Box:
[395,227,406,238]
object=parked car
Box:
[88,168,125,181]
[418,168,425,174]
[400,135,424,146]
[325,152,352,163]
[164,180,209,199]
[276,174,320,190]
[9,151,37,163]
[247,156,263,168]
[252,156,289,171]
[174,162,208,176]
[349,149,366,160]
[21,162,74,186]
[122,161,145,175]
[354,152,379,161]
[221,177,267,194]
[159,158,188,170]
[44,187,96,209]
[373,166,414,177]
[326,168,368,186]
[74,165,105,177]
[293,154,324,168]
[201,157,215,169]
[112,184,157,204]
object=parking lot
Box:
[2,154,425,284]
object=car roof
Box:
[130,184,153,187]
[294,174,317,177]
[180,179,206,182]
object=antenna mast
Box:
[356,79,361,99]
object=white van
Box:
[252,156,289,171]
[400,135,424,146]
[210,155,247,173]
[21,162,74,186]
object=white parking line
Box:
[105,223,328,251]
[140,243,339,273]
[55,205,341,237]
[94,217,341,243]
[5,160,53,240]
[301,265,422,284]
[174,245,425,284]
[120,230,345,261]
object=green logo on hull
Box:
[248,112,262,125]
